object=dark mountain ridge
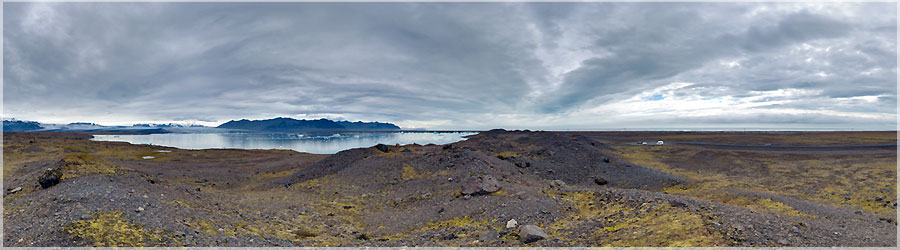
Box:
[3,120,43,132]
[217,117,401,132]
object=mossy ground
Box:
[547,191,727,246]
[611,136,896,219]
[64,210,179,247]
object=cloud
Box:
[3,3,896,130]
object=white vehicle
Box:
[656,140,664,145]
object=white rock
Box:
[506,219,518,229]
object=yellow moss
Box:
[64,210,169,247]
[613,143,896,218]
[257,169,299,178]
[490,190,509,196]
[753,198,816,218]
[424,216,490,231]
[162,200,193,209]
[185,219,220,236]
[401,164,425,180]
[494,152,519,158]
[548,191,725,247]
[59,153,120,179]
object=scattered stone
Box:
[519,225,549,243]
[669,200,687,208]
[602,157,610,163]
[135,207,145,213]
[7,187,22,194]
[506,219,518,229]
[593,177,608,186]
[550,180,566,187]
[479,230,500,241]
[460,175,501,196]
[441,233,457,240]
[342,205,353,209]
[374,144,391,153]
[357,233,369,240]
[38,168,63,189]
[195,179,209,183]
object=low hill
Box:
[217,118,400,132]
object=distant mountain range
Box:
[3,117,401,133]
[2,120,207,133]
[3,120,43,132]
[218,118,401,132]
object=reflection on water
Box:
[91,132,477,154]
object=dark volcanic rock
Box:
[375,144,391,153]
[593,177,608,186]
[550,180,566,187]
[38,168,63,189]
[519,225,549,243]
[460,175,501,195]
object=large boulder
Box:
[519,225,549,243]
[460,175,501,196]
[38,168,63,189]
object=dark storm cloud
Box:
[3,2,896,129]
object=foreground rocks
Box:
[519,225,549,243]
[38,168,62,188]
[460,175,501,195]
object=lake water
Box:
[91,131,477,154]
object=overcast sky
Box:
[4,2,897,130]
